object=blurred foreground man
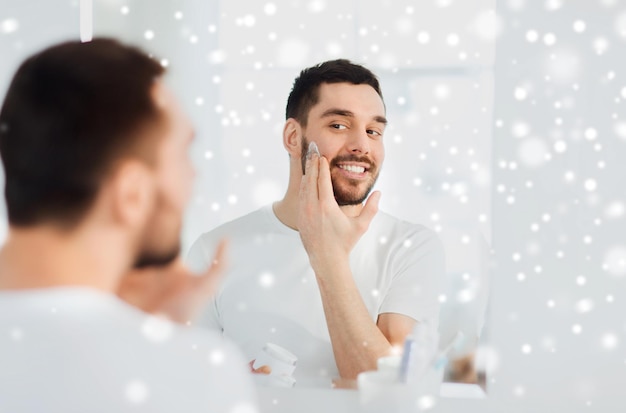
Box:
[0,39,257,412]
[188,60,444,382]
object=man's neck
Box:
[0,224,130,292]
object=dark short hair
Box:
[0,38,165,228]
[285,59,384,127]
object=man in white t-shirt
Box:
[0,39,257,412]
[187,60,444,382]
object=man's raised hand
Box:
[297,143,380,274]
[117,240,228,324]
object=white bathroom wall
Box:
[486,1,626,411]
[0,0,82,242]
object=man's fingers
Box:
[357,190,381,229]
[300,148,320,201]
[318,156,334,203]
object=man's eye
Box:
[331,124,347,130]
[367,129,382,136]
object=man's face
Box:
[301,82,387,206]
[133,83,195,268]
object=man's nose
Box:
[347,129,370,154]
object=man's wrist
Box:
[310,254,351,282]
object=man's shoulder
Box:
[0,291,256,412]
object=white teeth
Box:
[339,165,365,173]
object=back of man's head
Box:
[0,38,165,229]
[285,59,384,127]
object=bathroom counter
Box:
[256,382,486,413]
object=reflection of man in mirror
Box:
[188,60,444,382]
[0,38,256,412]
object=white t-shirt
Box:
[187,205,444,382]
[0,287,258,413]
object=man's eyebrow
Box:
[320,108,355,119]
[374,115,388,125]
[320,108,388,125]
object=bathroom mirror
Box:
[2,1,624,411]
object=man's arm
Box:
[298,152,415,379]
[314,258,416,378]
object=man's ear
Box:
[283,118,302,158]
[109,160,155,229]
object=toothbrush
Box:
[397,335,417,383]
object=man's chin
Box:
[336,198,365,207]
[133,247,180,269]
[332,181,374,206]
[334,189,371,206]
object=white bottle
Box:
[252,342,298,388]
[398,320,439,384]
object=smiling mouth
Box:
[338,164,367,174]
